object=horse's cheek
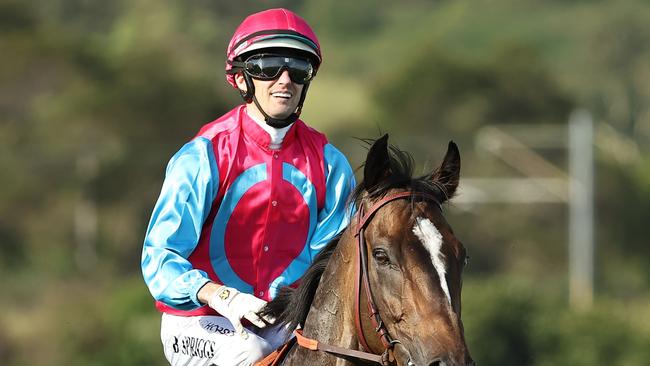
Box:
[378,270,406,320]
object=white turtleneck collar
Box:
[247,109,293,150]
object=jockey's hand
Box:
[208,285,275,338]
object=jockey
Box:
[141,8,356,366]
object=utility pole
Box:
[455,110,595,310]
[568,110,594,310]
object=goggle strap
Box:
[228,60,245,71]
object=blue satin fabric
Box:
[142,137,219,310]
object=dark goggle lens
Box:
[244,55,314,84]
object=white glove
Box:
[208,286,275,338]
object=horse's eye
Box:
[372,248,391,265]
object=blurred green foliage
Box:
[463,278,650,366]
[1,0,650,365]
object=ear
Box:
[431,141,461,202]
[363,134,391,190]
[234,72,248,92]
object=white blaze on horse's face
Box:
[412,217,452,305]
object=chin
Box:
[270,110,295,120]
[271,115,294,121]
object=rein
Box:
[293,191,441,365]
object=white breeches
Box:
[160,313,290,366]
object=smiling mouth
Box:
[271,91,293,99]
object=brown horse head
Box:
[355,134,473,366]
[260,135,474,366]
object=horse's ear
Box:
[363,134,391,189]
[431,141,461,202]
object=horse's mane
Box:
[259,139,452,331]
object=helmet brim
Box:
[238,37,321,62]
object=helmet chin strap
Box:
[242,72,310,129]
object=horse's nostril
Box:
[428,358,475,366]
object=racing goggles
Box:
[235,54,315,84]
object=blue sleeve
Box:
[308,143,356,256]
[141,137,219,310]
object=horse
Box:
[260,134,475,366]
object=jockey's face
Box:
[235,70,304,122]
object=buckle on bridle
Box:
[381,348,392,366]
[374,320,384,332]
[379,339,402,365]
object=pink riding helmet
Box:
[225,8,322,89]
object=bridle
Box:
[294,191,441,366]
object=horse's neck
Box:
[306,230,358,344]
[287,230,360,365]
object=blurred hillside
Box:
[1,0,649,365]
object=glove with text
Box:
[208,285,275,339]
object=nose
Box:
[277,69,292,83]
